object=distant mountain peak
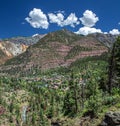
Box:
[92,33,119,48]
[32,34,39,37]
[3,34,46,45]
[0,29,109,76]
[35,29,81,46]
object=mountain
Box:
[0,40,28,64]
[0,30,119,126]
[92,33,118,48]
[0,34,46,64]
[0,30,117,67]
[0,29,108,76]
[4,34,46,45]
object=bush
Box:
[85,92,103,117]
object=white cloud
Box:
[76,10,101,35]
[25,8,49,29]
[80,10,99,27]
[109,29,120,35]
[48,13,64,26]
[75,26,102,35]
[118,22,120,25]
[63,13,80,27]
[48,12,79,27]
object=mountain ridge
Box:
[0,29,109,76]
[0,34,47,64]
[3,34,46,45]
[0,41,28,64]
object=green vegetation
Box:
[0,36,120,125]
[0,52,120,125]
[4,49,31,65]
[65,45,92,60]
[108,36,120,93]
[33,29,82,48]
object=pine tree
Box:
[39,106,45,126]
[46,91,55,118]
[108,36,120,93]
[63,71,78,116]
[114,37,120,85]
[108,43,115,94]
[85,70,103,117]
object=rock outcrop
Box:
[0,41,28,64]
[99,111,120,126]
[0,29,108,72]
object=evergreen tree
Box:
[114,37,120,85]
[85,70,103,117]
[63,71,78,116]
[108,36,120,93]
[46,91,55,118]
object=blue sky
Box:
[0,0,120,38]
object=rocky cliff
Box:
[0,41,28,64]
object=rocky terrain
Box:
[99,111,120,126]
[0,29,119,76]
[4,34,46,45]
[0,41,28,64]
[0,29,120,126]
[0,34,46,64]
[93,33,118,48]
[0,29,108,76]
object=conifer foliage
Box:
[108,36,120,93]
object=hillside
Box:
[0,29,108,76]
[4,34,46,45]
[0,41,28,64]
[0,31,120,126]
[93,33,118,48]
[0,34,46,65]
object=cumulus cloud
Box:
[63,13,80,27]
[48,12,79,27]
[48,13,64,26]
[80,10,99,27]
[75,26,102,35]
[109,29,120,35]
[25,8,49,29]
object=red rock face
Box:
[56,45,72,57]
[22,39,107,71]
[0,30,109,74]
[65,49,107,66]
[43,38,108,68]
